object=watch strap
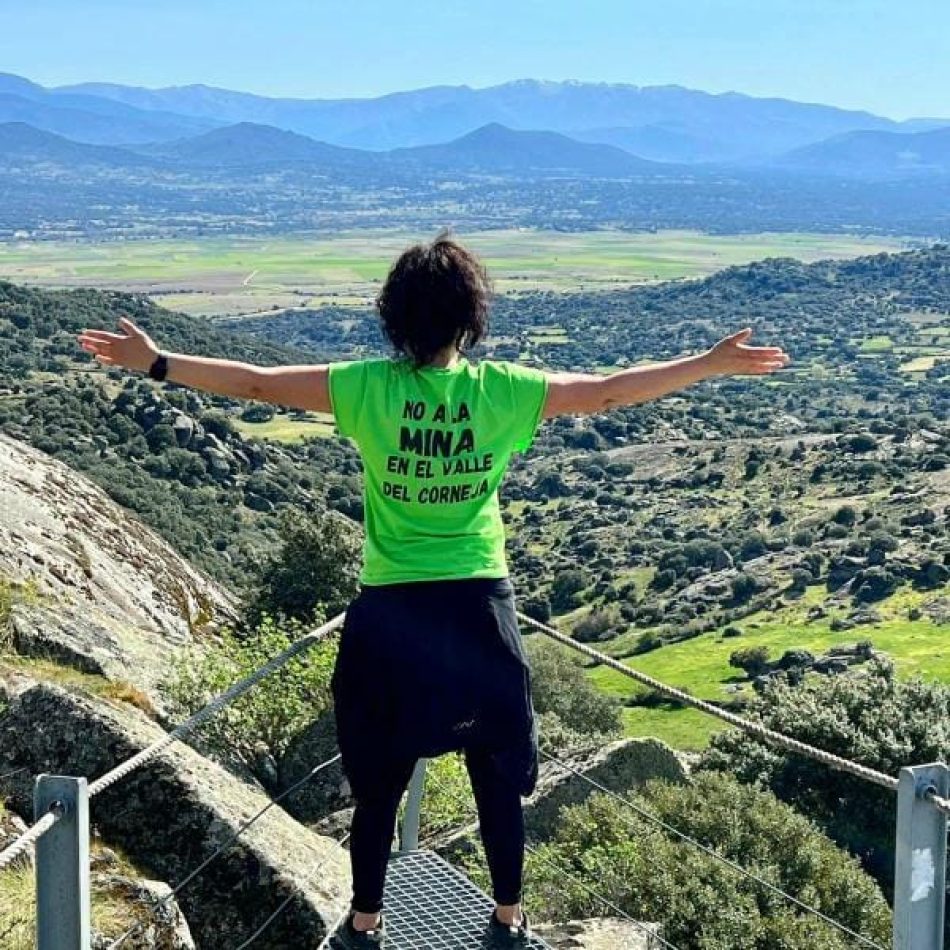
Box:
[148,354,169,382]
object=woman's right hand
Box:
[77,317,160,373]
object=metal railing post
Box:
[400,758,428,851]
[893,763,949,950]
[35,775,91,950]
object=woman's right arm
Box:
[78,317,331,413]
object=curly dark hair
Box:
[376,232,491,368]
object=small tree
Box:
[550,568,587,612]
[730,572,759,604]
[729,646,771,678]
[525,638,623,753]
[246,507,360,625]
[833,505,858,527]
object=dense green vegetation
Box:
[702,660,950,888]
[0,280,363,590]
[467,774,891,948]
[229,247,949,748]
[165,615,339,774]
[0,251,945,739]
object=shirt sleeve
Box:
[327,360,367,439]
[499,361,550,453]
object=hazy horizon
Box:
[4,0,948,121]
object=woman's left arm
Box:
[78,317,331,412]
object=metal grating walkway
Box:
[331,849,553,949]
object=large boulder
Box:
[523,738,688,840]
[0,434,237,704]
[534,918,662,949]
[0,683,350,950]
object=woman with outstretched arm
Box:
[78,234,788,948]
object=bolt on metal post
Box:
[35,775,91,950]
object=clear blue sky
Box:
[4,0,948,119]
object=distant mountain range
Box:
[3,72,946,166]
[0,73,219,144]
[0,119,669,179]
[0,72,948,181]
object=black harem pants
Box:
[331,576,539,914]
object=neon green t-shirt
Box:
[328,356,549,586]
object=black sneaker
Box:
[335,910,387,948]
[488,908,531,943]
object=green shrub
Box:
[526,637,623,753]
[246,507,360,626]
[729,646,771,677]
[701,659,950,890]
[511,774,890,949]
[550,569,588,612]
[164,615,338,770]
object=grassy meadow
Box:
[232,412,337,442]
[580,586,947,751]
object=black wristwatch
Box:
[148,353,169,382]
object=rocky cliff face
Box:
[0,433,237,702]
[0,682,350,950]
[0,437,355,948]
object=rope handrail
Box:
[106,752,343,950]
[517,611,903,795]
[540,749,886,950]
[425,770,680,950]
[0,806,61,871]
[88,612,346,799]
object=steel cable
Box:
[234,831,352,950]
[106,753,343,950]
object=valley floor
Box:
[0,229,910,316]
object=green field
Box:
[0,230,910,317]
[583,586,947,751]
[232,412,336,442]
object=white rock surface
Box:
[0,433,237,700]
